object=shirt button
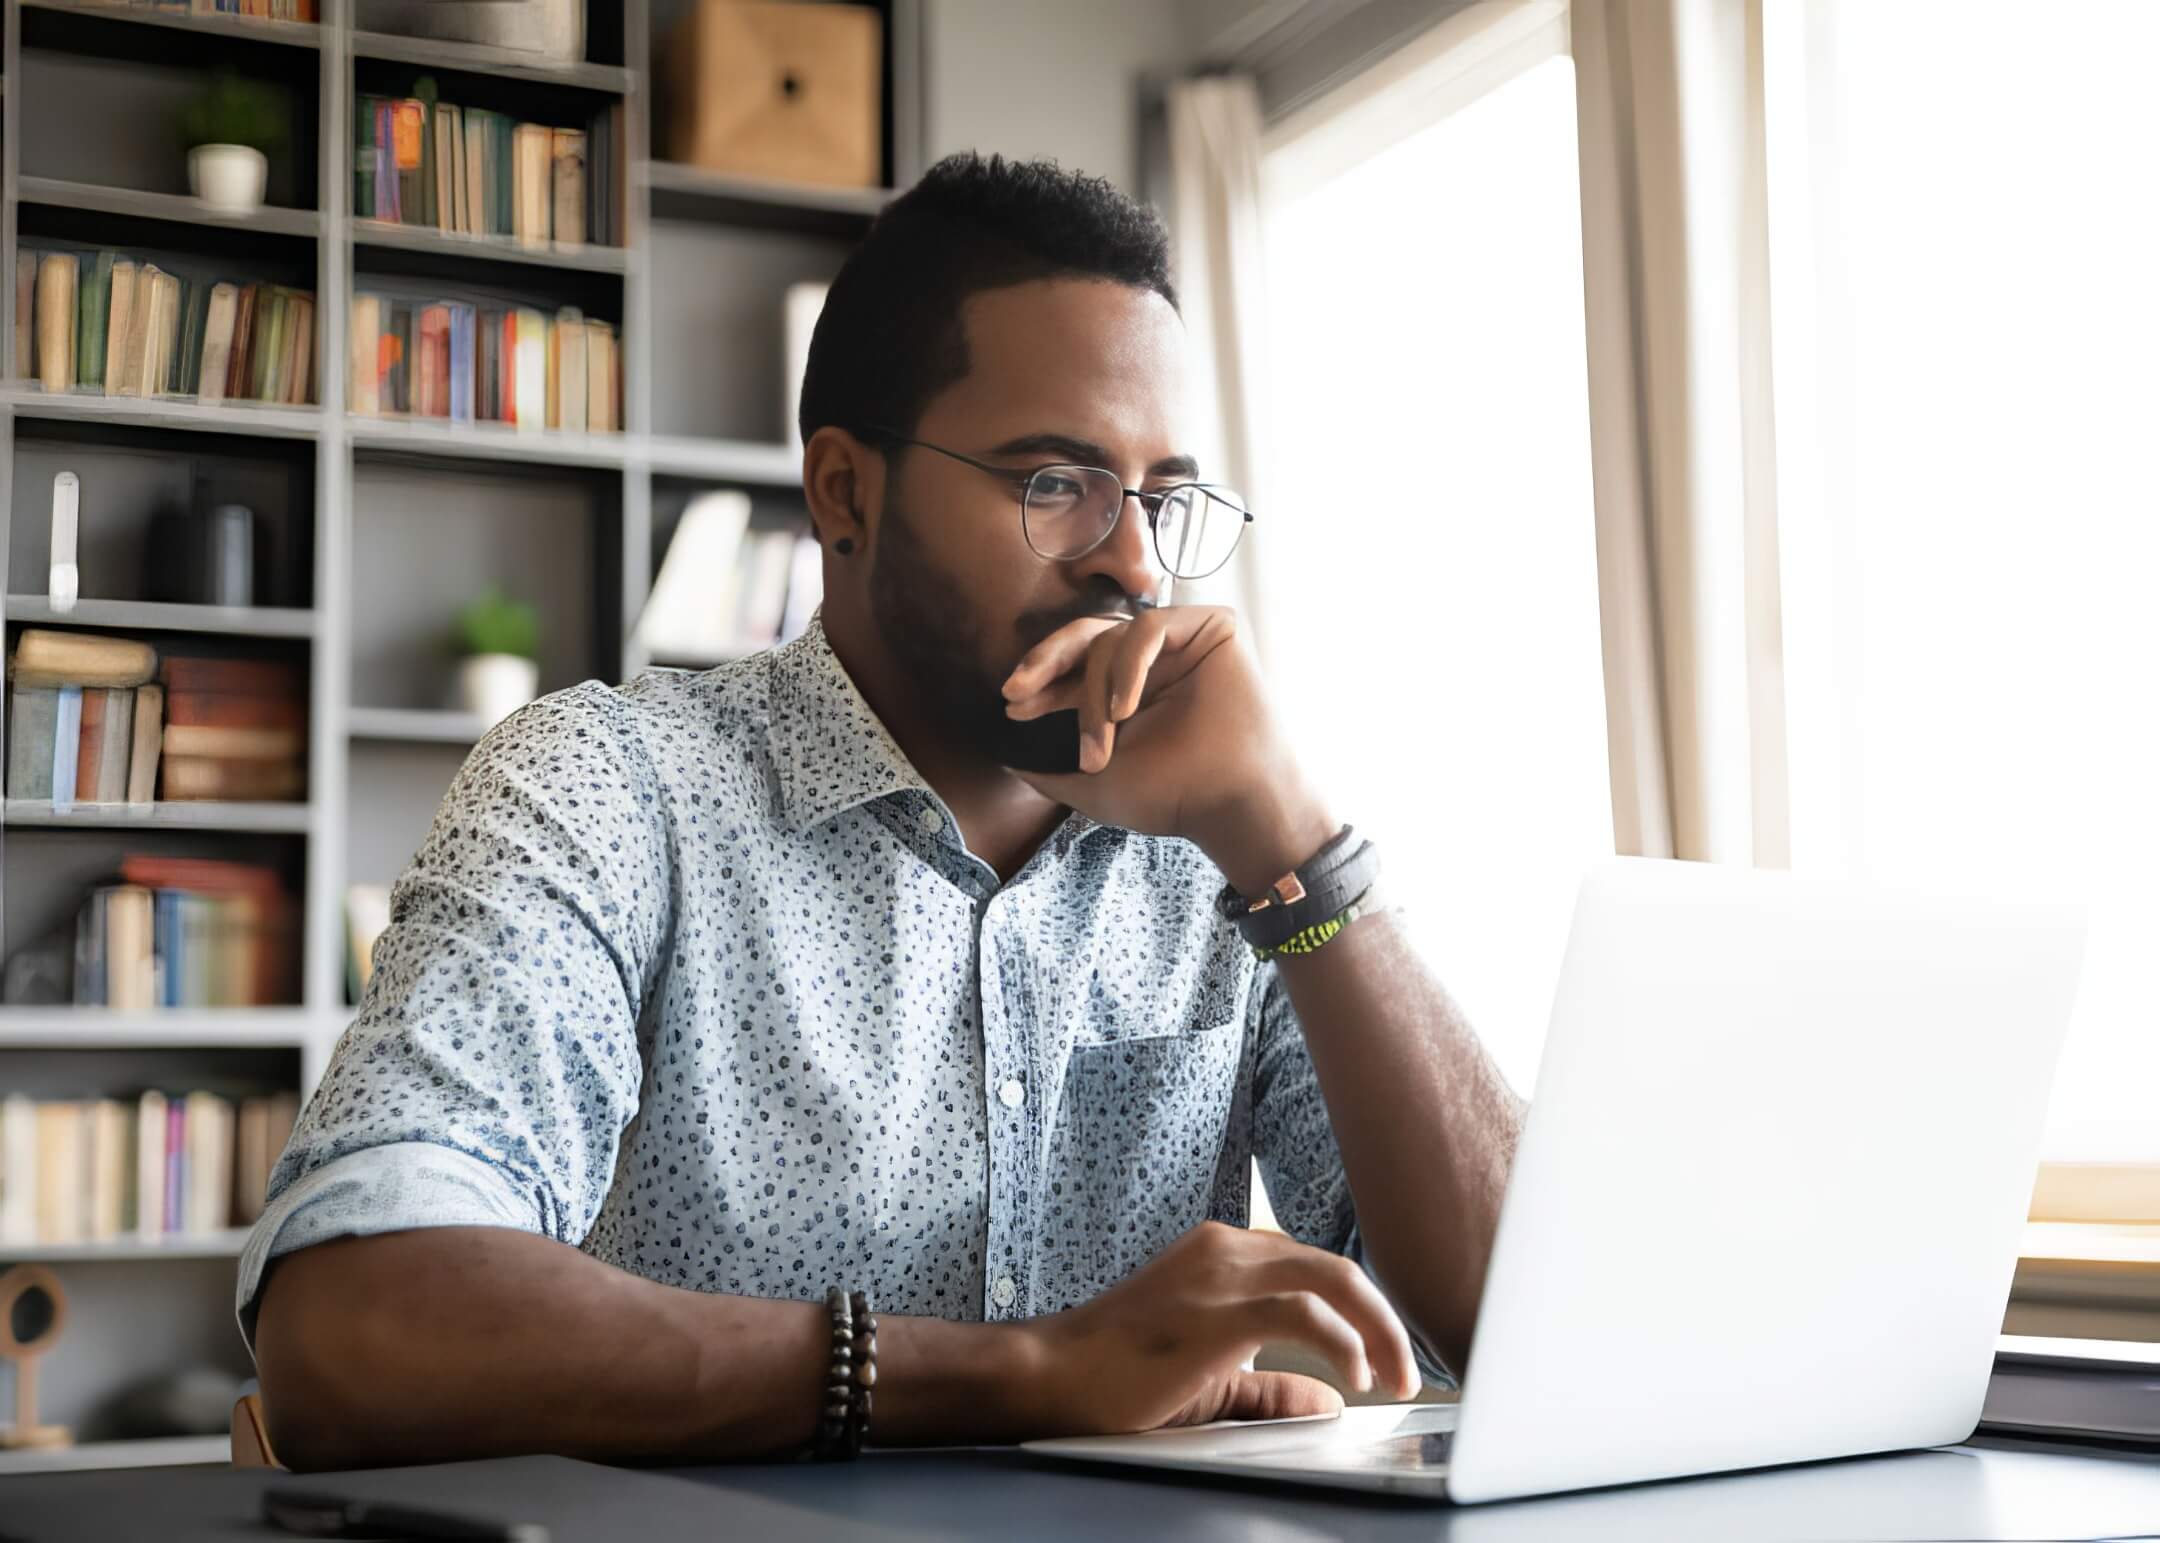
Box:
[991,1274,1017,1309]
[998,1078,1025,1109]
[919,806,945,834]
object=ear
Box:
[803,425,879,555]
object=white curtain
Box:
[1571,0,1790,864]
[1162,75,1274,637]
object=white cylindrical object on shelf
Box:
[188,146,269,214]
[456,654,540,728]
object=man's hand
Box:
[1001,606,1336,893]
[1014,1221,1421,1434]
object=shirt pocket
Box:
[1069,1019,1245,1287]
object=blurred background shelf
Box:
[352,217,628,274]
[19,0,320,54]
[641,160,890,236]
[348,413,630,468]
[18,176,320,239]
[349,28,630,93]
[6,596,318,639]
[0,1228,253,1263]
[3,799,312,833]
[0,388,322,439]
[0,1007,318,1048]
[345,706,489,744]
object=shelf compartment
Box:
[641,434,803,488]
[349,413,628,469]
[0,389,322,441]
[20,0,320,63]
[6,597,317,640]
[354,217,627,275]
[0,1433,232,1475]
[642,160,891,238]
[0,1227,253,1263]
[352,28,631,94]
[19,177,320,241]
[0,1007,317,1048]
[4,800,312,833]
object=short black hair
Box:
[797,151,1178,448]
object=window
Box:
[1257,21,1606,1095]
[1767,0,2160,1185]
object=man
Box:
[247,152,1523,1470]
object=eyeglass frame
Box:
[856,425,1256,579]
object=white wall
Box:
[919,0,1194,193]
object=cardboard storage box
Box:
[664,1,882,188]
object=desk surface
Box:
[3,1440,2157,1543]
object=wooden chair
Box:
[231,1392,282,1469]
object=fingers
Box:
[1210,1370,1344,1424]
[1078,632,1118,772]
[1003,617,1124,702]
[1244,1290,1375,1395]
[1249,1250,1422,1401]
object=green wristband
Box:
[1250,890,1378,961]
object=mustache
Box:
[1014,586,1157,650]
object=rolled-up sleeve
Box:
[236,684,671,1353]
[1248,963,1459,1389]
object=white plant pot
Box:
[457,653,540,727]
[188,145,269,214]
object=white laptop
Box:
[1025,858,2087,1503]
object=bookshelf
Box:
[0,0,923,1469]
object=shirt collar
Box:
[766,610,1109,852]
[768,610,933,834]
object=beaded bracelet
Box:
[813,1286,879,1460]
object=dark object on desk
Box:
[106,1366,246,1439]
[1982,1334,2160,1447]
[265,1487,548,1542]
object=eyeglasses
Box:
[861,427,1254,581]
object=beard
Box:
[867,498,1145,775]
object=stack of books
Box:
[74,856,299,1010]
[351,296,620,432]
[16,249,317,406]
[6,629,163,808]
[72,0,318,19]
[0,1088,301,1245]
[4,631,308,806]
[357,94,624,248]
[159,653,308,802]
[635,491,823,665]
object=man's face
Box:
[866,278,1193,774]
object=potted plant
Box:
[453,586,542,726]
[176,74,287,214]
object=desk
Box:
[3,1440,2157,1542]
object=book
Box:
[464,108,487,236]
[160,756,305,801]
[226,283,257,400]
[514,307,546,426]
[162,723,302,759]
[7,685,60,799]
[351,293,382,416]
[135,1090,168,1236]
[636,490,753,662]
[0,1094,37,1243]
[50,686,83,811]
[434,103,459,233]
[127,683,164,802]
[34,1102,82,1244]
[735,529,799,645]
[783,282,829,453]
[514,123,550,246]
[551,128,586,247]
[556,306,587,432]
[393,99,426,221]
[88,1098,129,1241]
[780,532,824,642]
[104,884,156,1010]
[165,1098,184,1233]
[76,250,114,391]
[11,628,159,688]
[199,282,239,405]
[234,1096,270,1223]
[183,1091,232,1235]
[102,259,138,394]
[35,252,77,392]
[176,280,213,396]
[346,883,392,1002]
[586,319,616,431]
[13,252,33,378]
[75,685,134,802]
[355,94,377,220]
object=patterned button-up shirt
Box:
[238,616,1417,1370]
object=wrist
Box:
[1202,790,1339,898]
[874,1314,1056,1445]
